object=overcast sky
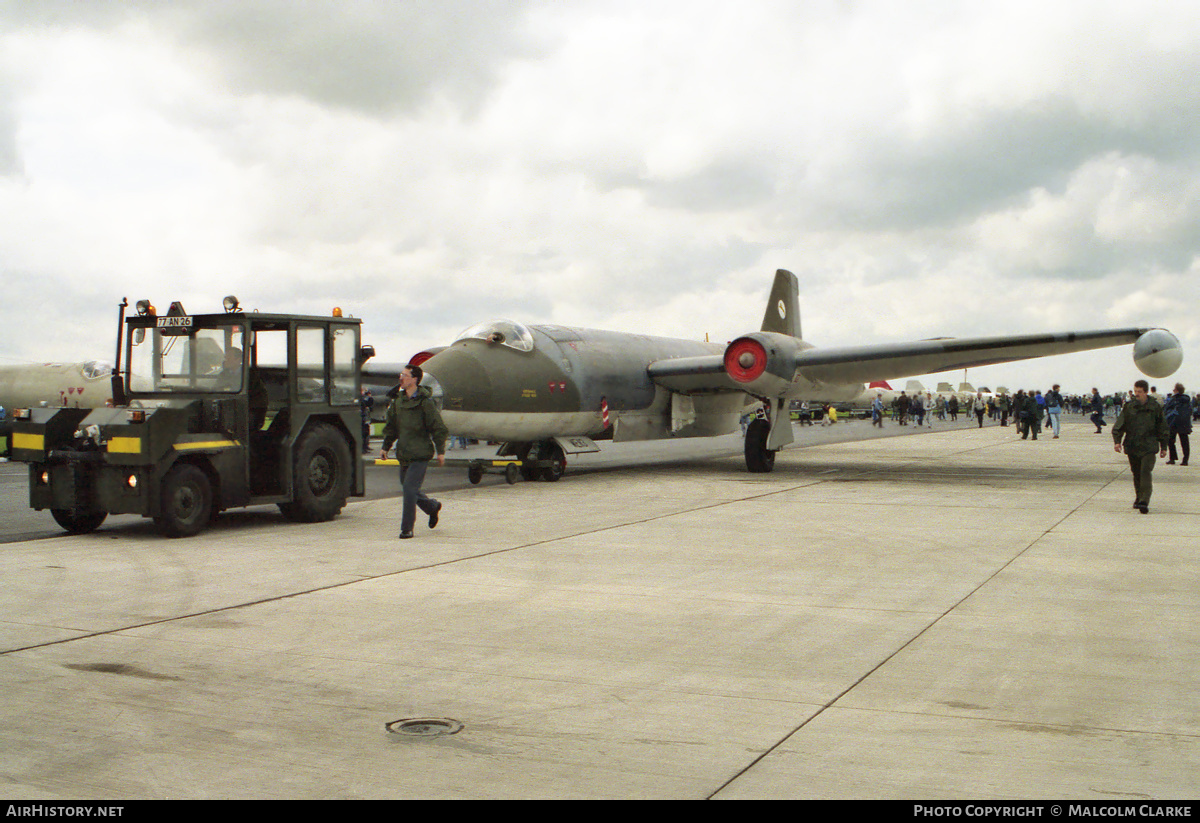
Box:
[2,0,1198,394]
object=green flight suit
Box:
[1112,396,1169,506]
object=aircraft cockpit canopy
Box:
[454,320,534,353]
[82,360,114,380]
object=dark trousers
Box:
[1020,415,1040,439]
[1127,451,1158,504]
[399,461,438,533]
[1169,431,1190,464]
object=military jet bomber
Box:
[370,270,1182,479]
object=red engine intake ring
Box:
[724,337,768,383]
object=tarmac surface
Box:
[1,416,1196,799]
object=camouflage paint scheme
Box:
[351,269,1188,474]
[425,324,753,444]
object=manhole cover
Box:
[386,717,464,737]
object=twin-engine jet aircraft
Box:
[376,270,1182,478]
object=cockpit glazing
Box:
[454,320,535,353]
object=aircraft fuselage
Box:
[423,324,752,443]
[0,361,113,410]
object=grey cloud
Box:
[0,89,20,176]
[637,158,780,212]
[782,91,1200,257]
[167,1,542,116]
[1,0,542,117]
[794,99,1117,231]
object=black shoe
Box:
[400,531,414,539]
[428,502,441,529]
[1167,460,1176,464]
[1138,504,1149,514]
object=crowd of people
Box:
[862,384,1196,441]
[861,380,1191,514]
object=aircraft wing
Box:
[645,355,740,393]
[790,328,1160,384]
[649,327,1181,396]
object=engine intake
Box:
[723,332,810,397]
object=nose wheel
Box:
[516,441,567,481]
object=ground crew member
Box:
[1112,379,1169,514]
[380,364,449,538]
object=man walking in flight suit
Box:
[1112,379,1169,514]
[381,364,449,538]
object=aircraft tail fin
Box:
[868,380,892,390]
[760,269,801,338]
[905,379,926,394]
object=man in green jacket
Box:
[1112,379,1169,514]
[1019,390,1041,440]
[381,364,449,538]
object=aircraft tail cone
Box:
[1133,329,1183,379]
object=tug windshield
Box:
[127,320,247,394]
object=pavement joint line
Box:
[8,432,1105,659]
[1,426,1137,662]
[709,443,1126,800]
[807,703,1200,741]
[0,480,826,658]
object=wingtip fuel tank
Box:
[1133,329,1183,379]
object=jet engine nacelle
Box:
[723,332,811,397]
[1133,329,1183,379]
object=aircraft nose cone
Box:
[421,346,493,411]
[1133,329,1183,379]
[421,373,443,401]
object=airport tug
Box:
[9,297,374,537]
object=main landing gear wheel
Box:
[744,418,777,473]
